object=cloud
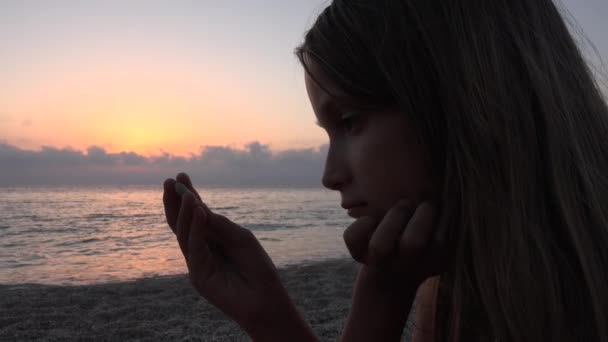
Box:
[0,141,328,187]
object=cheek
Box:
[352,131,409,184]
[353,128,431,208]
[364,143,412,187]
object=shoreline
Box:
[0,258,415,341]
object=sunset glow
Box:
[0,0,605,159]
[0,1,329,158]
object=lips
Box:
[341,202,366,210]
[341,202,367,218]
[346,205,367,218]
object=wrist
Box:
[243,297,318,342]
[339,266,420,342]
[356,265,423,299]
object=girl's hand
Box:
[162,173,317,341]
[338,200,453,342]
[343,199,453,288]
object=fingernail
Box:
[175,182,188,196]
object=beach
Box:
[0,187,418,340]
[0,258,415,341]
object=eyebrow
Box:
[315,111,340,129]
[313,95,372,130]
[315,110,356,129]
[313,101,336,129]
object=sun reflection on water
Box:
[0,186,350,285]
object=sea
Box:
[0,186,354,286]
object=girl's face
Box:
[304,63,437,219]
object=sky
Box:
[0,0,606,186]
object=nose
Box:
[321,142,350,190]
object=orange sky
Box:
[1,51,322,157]
[0,1,328,157]
[0,1,605,157]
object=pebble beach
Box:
[0,258,416,341]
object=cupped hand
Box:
[162,173,305,337]
[343,199,454,289]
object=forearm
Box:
[243,290,319,342]
[247,310,318,342]
[340,267,420,342]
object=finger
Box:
[187,206,215,284]
[175,180,212,224]
[397,201,437,269]
[163,178,180,233]
[343,216,379,264]
[176,191,196,259]
[366,199,416,267]
[176,172,203,204]
[175,180,214,246]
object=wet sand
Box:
[0,258,415,341]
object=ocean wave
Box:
[243,223,299,231]
[9,214,56,222]
[85,213,152,220]
[1,241,27,248]
[85,213,121,220]
[210,206,239,210]
[54,237,105,247]
[258,237,282,242]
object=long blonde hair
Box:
[296,0,608,340]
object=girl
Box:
[162,0,608,340]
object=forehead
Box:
[304,61,363,115]
[305,64,346,99]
